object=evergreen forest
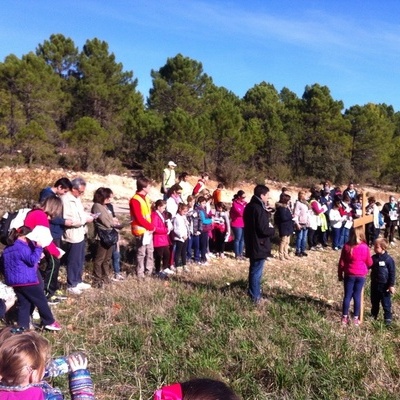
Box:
[1,33,400,187]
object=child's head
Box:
[0,331,50,385]
[374,238,388,254]
[7,226,32,245]
[186,195,195,207]
[215,202,227,212]
[154,378,240,400]
[154,199,166,212]
[177,203,188,215]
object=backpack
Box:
[0,208,31,245]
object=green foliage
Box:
[0,35,399,185]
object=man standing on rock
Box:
[243,184,275,305]
[129,177,155,278]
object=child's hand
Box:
[338,273,343,282]
[388,286,395,294]
[68,352,88,372]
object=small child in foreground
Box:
[0,330,95,399]
[370,238,396,325]
[154,378,240,400]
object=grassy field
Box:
[42,242,400,400]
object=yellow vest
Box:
[131,194,152,236]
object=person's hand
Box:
[338,273,344,282]
[86,215,94,224]
[388,286,395,294]
[68,353,88,372]
[65,219,74,227]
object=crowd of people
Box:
[0,162,397,397]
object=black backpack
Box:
[0,209,31,245]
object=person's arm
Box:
[199,210,212,225]
[68,354,95,400]
[129,198,154,231]
[387,256,396,292]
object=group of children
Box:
[152,191,231,277]
[338,228,395,326]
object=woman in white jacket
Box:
[173,203,190,272]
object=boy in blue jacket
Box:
[370,238,396,325]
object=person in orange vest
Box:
[129,177,155,278]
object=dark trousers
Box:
[174,240,188,267]
[199,232,208,262]
[63,240,86,288]
[214,229,226,254]
[93,241,112,287]
[371,283,392,321]
[14,273,55,328]
[308,228,318,248]
[154,246,170,273]
[384,220,397,243]
[41,238,61,298]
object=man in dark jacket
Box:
[244,185,276,304]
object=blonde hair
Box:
[40,195,63,219]
[0,332,50,385]
[374,237,389,251]
[347,226,366,247]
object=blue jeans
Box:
[331,227,341,249]
[248,258,266,303]
[342,275,366,317]
[295,228,308,253]
[340,227,350,248]
[232,227,244,257]
[112,244,121,274]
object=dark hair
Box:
[136,177,151,192]
[310,190,321,201]
[167,184,183,198]
[217,183,224,189]
[179,172,189,180]
[54,177,72,190]
[153,199,166,211]
[181,378,240,400]
[7,226,32,245]
[232,190,245,201]
[197,196,206,204]
[201,172,209,179]
[177,203,188,213]
[216,202,227,211]
[254,184,269,198]
[280,193,291,204]
[93,187,107,204]
[102,187,113,199]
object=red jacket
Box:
[24,210,60,258]
[338,242,373,277]
[151,211,170,248]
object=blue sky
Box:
[1,1,400,111]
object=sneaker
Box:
[295,252,303,257]
[353,317,360,326]
[200,261,209,266]
[163,268,175,275]
[310,246,317,251]
[301,252,308,257]
[385,319,392,326]
[333,247,339,251]
[67,287,82,295]
[220,253,226,259]
[112,273,125,281]
[45,321,62,331]
[183,266,190,273]
[32,309,40,320]
[54,290,68,300]
[390,241,396,247]
[341,315,349,325]
[76,282,91,290]
[170,265,176,272]
[47,296,61,305]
